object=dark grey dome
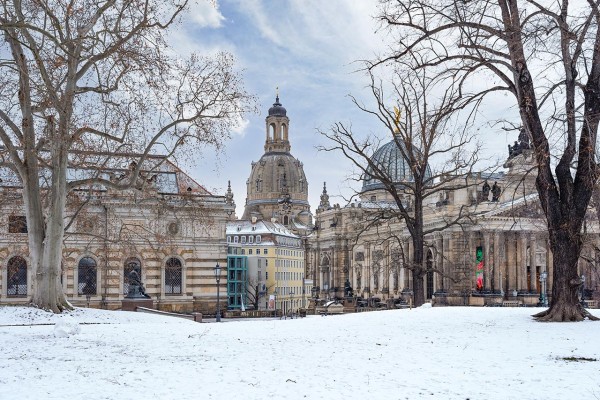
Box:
[268,96,287,117]
[362,139,432,191]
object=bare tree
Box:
[318,67,481,306]
[375,0,600,321]
[0,1,253,312]
[245,278,275,311]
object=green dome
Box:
[362,139,432,191]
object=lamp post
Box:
[214,263,222,322]
[539,271,548,307]
[290,290,294,315]
[581,274,586,307]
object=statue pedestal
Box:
[121,298,154,311]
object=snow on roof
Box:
[0,155,210,196]
[226,219,299,238]
[480,193,540,218]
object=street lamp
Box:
[581,274,586,307]
[539,271,548,307]
[214,263,222,322]
[290,291,295,315]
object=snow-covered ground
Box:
[1,305,599,400]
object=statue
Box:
[344,279,354,297]
[491,182,501,202]
[126,269,150,299]
[481,180,490,202]
[518,128,531,150]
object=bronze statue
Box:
[491,182,501,202]
[126,269,150,299]
[481,180,490,201]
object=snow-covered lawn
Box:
[1,305,599,400]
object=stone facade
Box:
[307,145,600,307]
[0,155,232,314]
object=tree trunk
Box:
[534,231,597,321]
[412,235,425,307]
[25,138,72,313]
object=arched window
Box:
[78,257,97,296]
[7,256,27,296]
[123,257,142,295]
[269,123,276,140]
[281,123,288,140]
[165,258,182,295]
[283,215,289,226]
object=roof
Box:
[0,154,210,196]
[362,139,433,192]
[226,219,299,238]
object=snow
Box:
[1,305,599,399]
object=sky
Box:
[2,305,599,399]
[167,0,516,217]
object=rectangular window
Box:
[241,236,246,243]
[266,272,269,280]
[234,236,239,243]
[248,249,253,255]
[263,248,268,255]
[249,236,254,243]
[8,216,27,233]
[256,235,262,243]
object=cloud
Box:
[235,1,284,46]
[189,0,226,28]
[231,117,250,137]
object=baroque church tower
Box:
[242,94,312,229]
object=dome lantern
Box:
[265,89,290,153]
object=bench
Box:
[502,300,522,307]
[584,300,597,309]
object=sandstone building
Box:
[0,154,232,314]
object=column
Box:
[468,232,476,289]
[405,240,412,290]
[443,235,451,291]
[484,232,491,290]
[493,232,500,293]
[508,233,518,293]
[436,235,444,291]
[529,234,537,293]
[546,238,553,292]
[519,234,528,292]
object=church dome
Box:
[268,96,287,117]
[362,139,432,192]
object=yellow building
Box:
[226,219,306,313]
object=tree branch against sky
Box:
[375,0,600,321]
[319,65,482,306]
[0,0,253,312]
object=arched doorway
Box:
[426,251,434,299]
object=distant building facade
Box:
[307,136,599,307]
[0,154,232,314]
